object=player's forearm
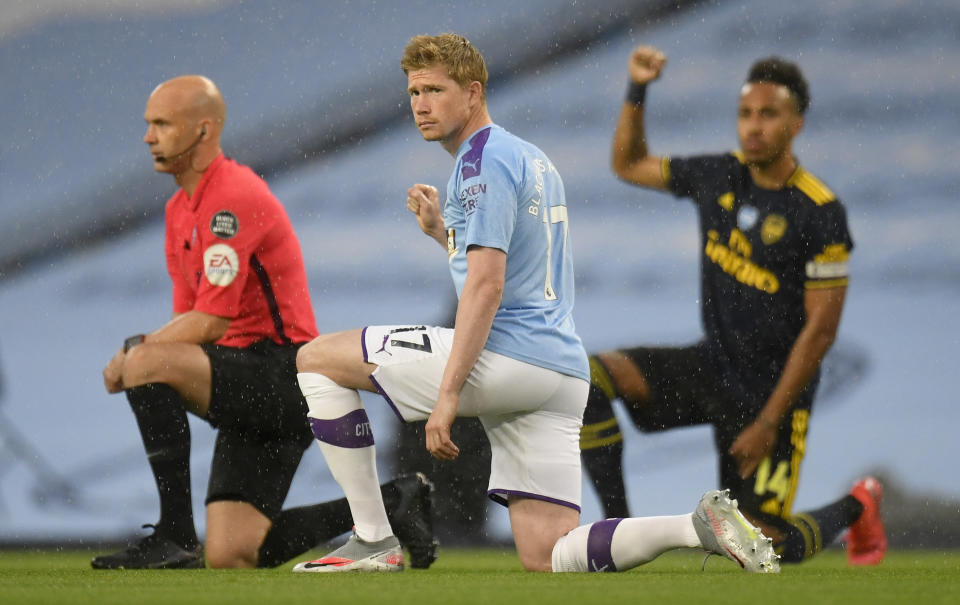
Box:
[757,325,837,426]
[439,273,502,399]
[427,225,447,249]
[147,310,231,345]
[611,103,667,189]
[758,284,845,426]
[611,103,649,179]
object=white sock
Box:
[552,514,700,572]
[298,372,392,542]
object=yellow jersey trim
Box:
[783,409,809,517]
[580,434,624,450]
[787,168,836,206]
[580,415,623,450]
[589,356,617,401]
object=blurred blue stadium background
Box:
[1,0,957,546]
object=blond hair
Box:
[401,33,488,103]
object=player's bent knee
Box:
[510,497,580,572]
[295,340,315,372]
[205,541,257,569]
[519,553,552,572]
[514,528,572,571]
[121,345,168,386]
[515,534,560,571]
[296,337,330,373]
[122,343,210,390]
[596,351,649,403]
[205,501,271,569]
[204,526,261,569]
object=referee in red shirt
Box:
[93,76,436,570]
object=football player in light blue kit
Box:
[444,124,586,383]
[291,33,778,574]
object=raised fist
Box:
[628,46,667,84]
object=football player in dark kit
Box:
[92,75,436,570]
[579,47,887,565]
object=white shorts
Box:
[363,325,588,511]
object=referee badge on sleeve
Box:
[203,243,240,286]
[210,210,239,239]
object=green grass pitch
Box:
[1,548,958,604]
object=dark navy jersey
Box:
[665,152,854,410]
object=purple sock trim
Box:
[586,518,623,572]
[309,409,375,448]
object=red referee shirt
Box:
[164,154,318,348]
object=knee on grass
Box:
[205,540,258,569]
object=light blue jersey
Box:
[443,125,588,381]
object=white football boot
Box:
[692,489,781,573]
[293,529,404,573]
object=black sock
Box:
[126,383,198,549]
[380,479,402,513]
[257,479,404,568]
[580,377,629,519]
[779,495,864,562]
[256,498,353,567]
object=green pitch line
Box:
[0,548,958,605]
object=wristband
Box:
[626,81,647,106]
[123,334,146,353]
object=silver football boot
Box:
[292,529,404,573]
[693,489,781,573]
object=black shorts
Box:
[201,339,314,520]
[620,344,811,520]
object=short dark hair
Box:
[746,57,810,114]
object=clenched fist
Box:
[628,46,667,84]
